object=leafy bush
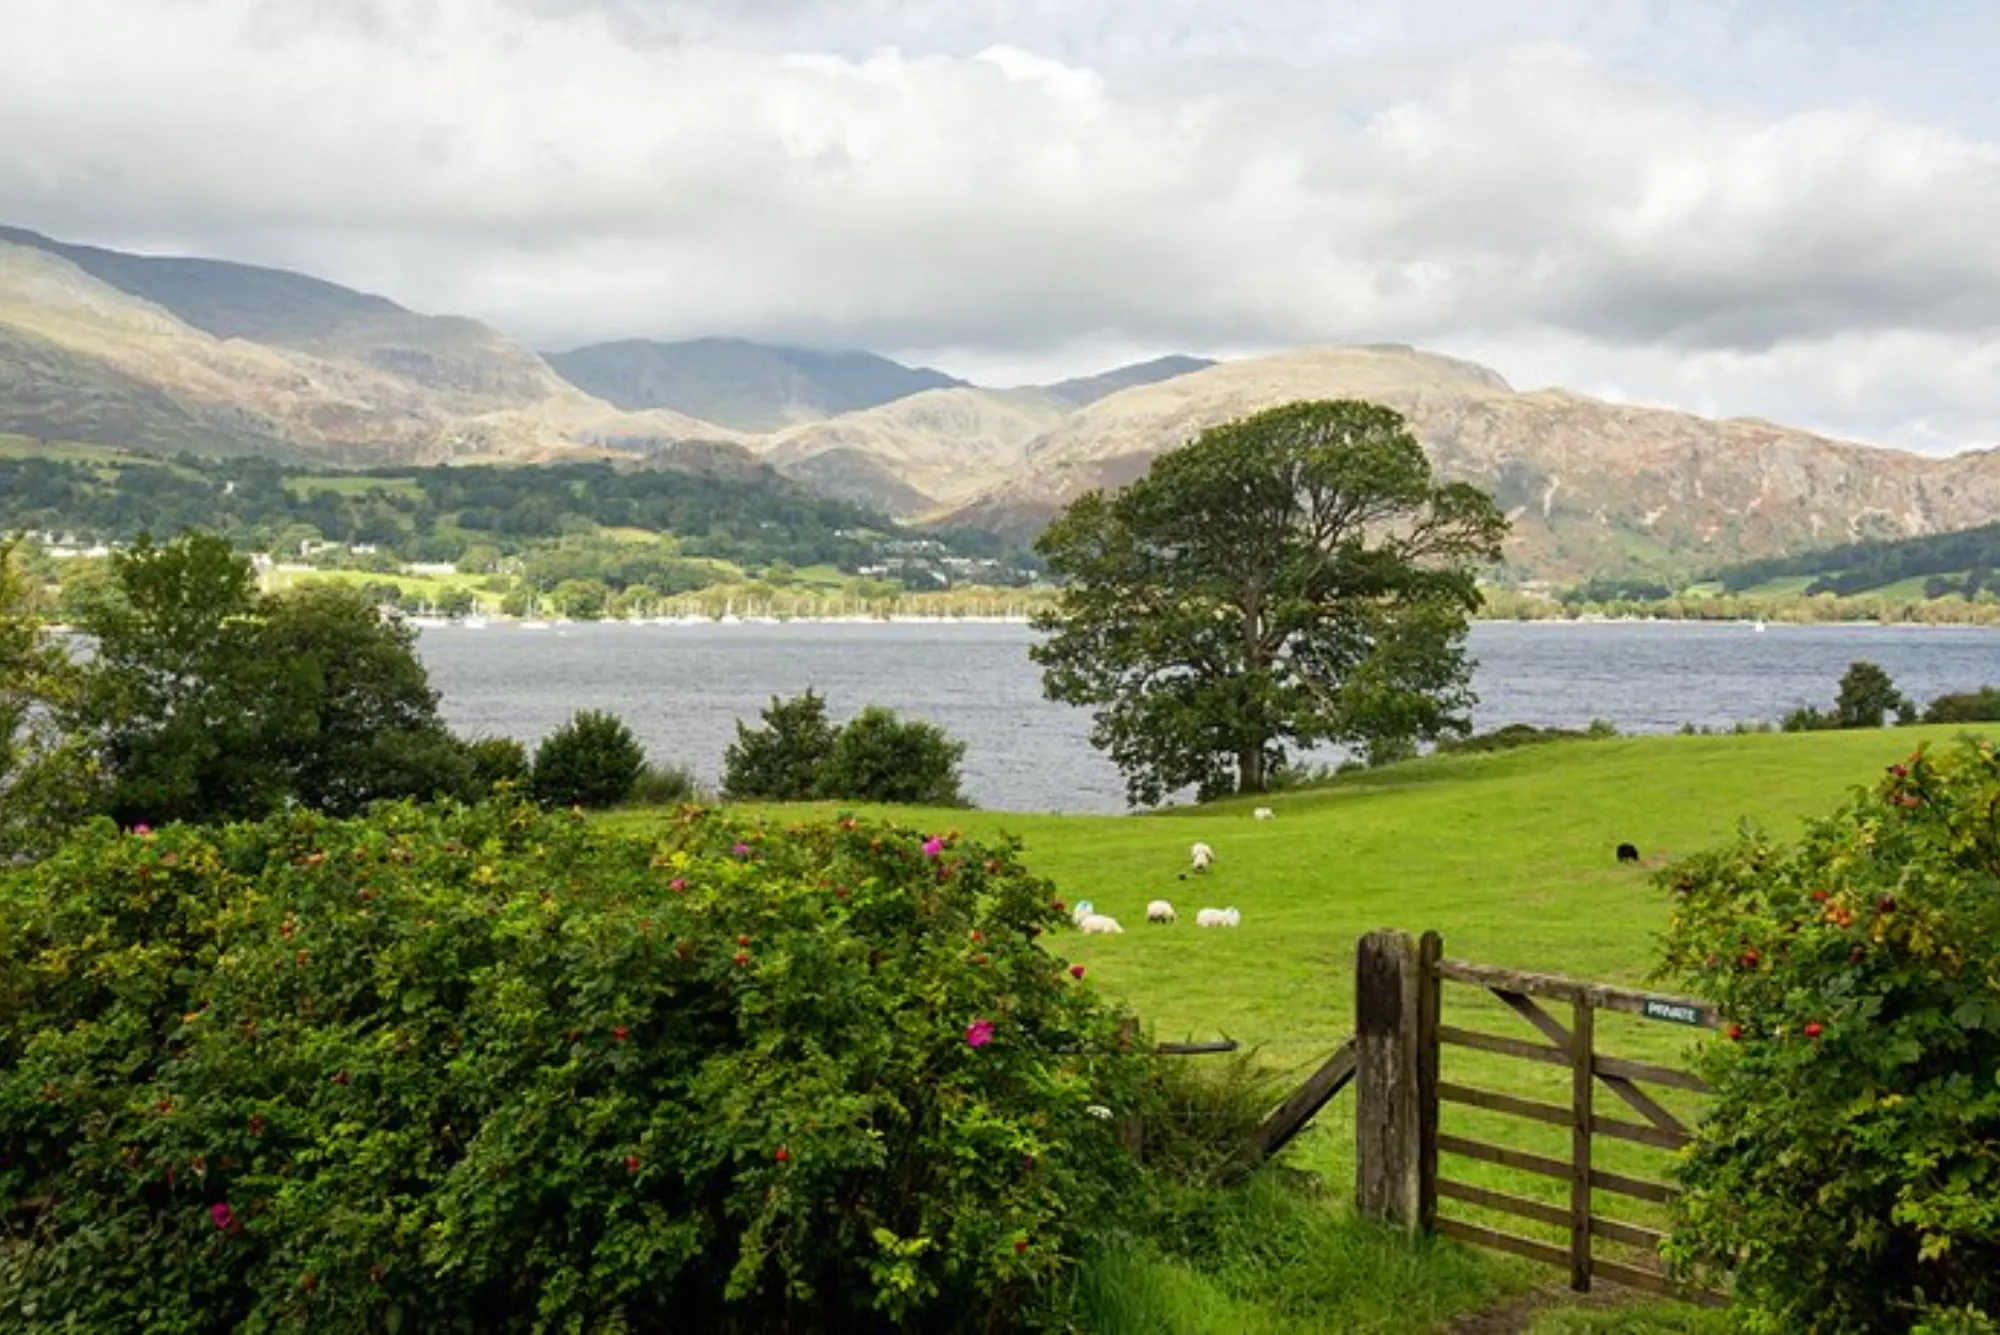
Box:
[721,690,838,801]
[1658,738,2000,1332]
[817,706,968,807]
[0,802,1147,1333]
[721,694,970,808]
[1432,721,1617,756]
[1781,704,1833,732]
[1924,687,2000,724]
[1783,662,1919,733]
[530,709,644,809]
[1835,660,1915,728]
[632,760,701,806]
[464,736,530,793]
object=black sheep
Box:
[1616,843,1640,864]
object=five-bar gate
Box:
[1352,930,1728,1306]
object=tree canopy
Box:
[60,533,473,826]
[1030,400,1508,806]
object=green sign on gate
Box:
[1642,999,1705,1026]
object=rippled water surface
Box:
[415,620,2000,814]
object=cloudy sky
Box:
[4,0,1999,451]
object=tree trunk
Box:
[1237,746,1266,794]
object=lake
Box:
[414,620,2000,814]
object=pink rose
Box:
[923,837,943,859]
[965,1018,995,1049]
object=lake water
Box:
[415,621,2000,814]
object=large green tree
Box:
[65,532,275,825]
[256,583,474,815]
[64,533,472,826]
[1031,400,1508,806]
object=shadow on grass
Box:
[1074,1173,1522,1335]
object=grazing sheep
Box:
[1616,843,1640,864]
[1190,842,1214,873]
[1077,913,1125,935]
[1253,807,1275,821]
[1146,899,1176,924]
[1195,907,1241,928]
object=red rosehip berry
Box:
[734,951,751,966]
[1804,1023,1823,1039]
[1051,900,1065,914]
[1812,890,1830,902]
[737,935,751,947]
[775,1147,789,1163]
[1727,1024,1743,1041]
[1740,949,1760,967]
[1014,1239,1028,1254]
[1877,896,1895,914]
[612,1026,629,1043]
[626,1155,640,1174]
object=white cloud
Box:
[2,0,1998,452]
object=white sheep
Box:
[1145,899,1176,924]
[1070,899,1096,926]
[1253,807,1275,821]
[1190,842,1214,873]
[1077,913,1125,935]
[1195,907,1241,928]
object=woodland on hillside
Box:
[0,451,1042,589]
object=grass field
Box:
[603,725,1979,1332]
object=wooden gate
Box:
[1353,930,1727,1306]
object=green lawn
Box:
[603,726,1976,1332]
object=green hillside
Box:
[0,442,1041,586]
[1707,520,2000,599]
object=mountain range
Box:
[4,223,1998,582]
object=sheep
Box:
[1253,807,1275,821]
[1195,907,1241,928]
[1070,898,1096,925]
[1190,842,1214,873]
[1077,913,1125,935]
[1145,899,1176,924]
[1616,843,1640,864]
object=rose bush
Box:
[0,800,1145,1333]
[1659,737,2000,1334]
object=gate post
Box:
[1355,930,1426,1235]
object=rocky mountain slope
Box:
[0,231,737,465]
[7,227,2000,581]
[942,345,2000,580]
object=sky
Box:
[3,0,1999,452]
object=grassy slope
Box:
[604,726,1975,1333]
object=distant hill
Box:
[12,225,2000,583]
[0,225,402,343]
[0,231,741,465]
[940,344,2000,581]
[761,387,1072,513]
[544,337,965,432]
[1037,354,1214,406]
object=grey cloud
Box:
[3,0,1999,452]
